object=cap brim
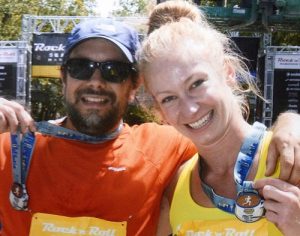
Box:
[66,35,134,63]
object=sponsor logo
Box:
[34,43,65,52]
[42,223,116,235]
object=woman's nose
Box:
[180,97,200,116]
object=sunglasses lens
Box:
[101,62,134,83]
[65,59,135,83]
[66,59,94,80]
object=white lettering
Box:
[186,230,212,236]
[79,229,86,235]
[182,228,256,236]
[88,227,116,236]
[42,223,77,234]
[34,43,65,52]
[225,228,255,236]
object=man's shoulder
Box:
[0,132,10,144]
[122,122,195,152]
[128,122,179,136]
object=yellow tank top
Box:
[170,131,282,235]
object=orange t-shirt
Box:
[0,122,196,236]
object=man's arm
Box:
[266,112,300,185]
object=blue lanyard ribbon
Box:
[35,120,123,143]
[234,122,267,192]
[10,119,123,210]
[10,132,36,185]
[200,122,266,214]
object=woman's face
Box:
[144,46,236,146]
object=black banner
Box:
[231,37,260,76]
[0,64,17,98]
[32,33,69,78]
[32,33,69,65]
[273,69,300,122]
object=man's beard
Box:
[64,88,127,136]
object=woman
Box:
[137,1,300,235]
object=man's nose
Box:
[88,68,106,86]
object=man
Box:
[0,18,196,236]
[0,18,299,236]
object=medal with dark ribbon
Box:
[200,122,267,223]
[10,131,35,210]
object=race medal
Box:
[9,182,29,210]
[235,190,264,223]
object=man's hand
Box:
[0,98,35,133]
[266,112,300,186]
[254,178,300,236]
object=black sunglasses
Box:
[63,58,137,83]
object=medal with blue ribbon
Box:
[200,122,267,223]
[10,131,35,210]
[9,118,123,211]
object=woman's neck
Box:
[197,120,252,176]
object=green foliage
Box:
[196,0,240,7]
[272,31,300,46]
[113,0,149,16]
[0,0,94,40]
[124,103,160,125]
[30,77,65,121]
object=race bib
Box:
[30,213,127,236]
[174,218,268,236]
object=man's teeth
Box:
[84,97,107,103]
[188,112,211,129]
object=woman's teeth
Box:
[188,112,212,129]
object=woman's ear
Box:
[60,68,66,94]
[128,89,137,104]
[128,76,143,103]
[224,62,236,86]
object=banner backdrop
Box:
[0,48,18,97]
[0,63,17,98]
[32,33,69,78]
[231,37,260,77]
[273,54,300,122]
[231,37,260,123]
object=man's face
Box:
[62,38,135,136]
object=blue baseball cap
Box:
[64,18,140,63]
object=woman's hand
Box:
[254,178,300,236]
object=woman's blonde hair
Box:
[138,1,262,119]
[147,0,208,34]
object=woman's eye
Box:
[161,96,176,104]
[190,80,203,90]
